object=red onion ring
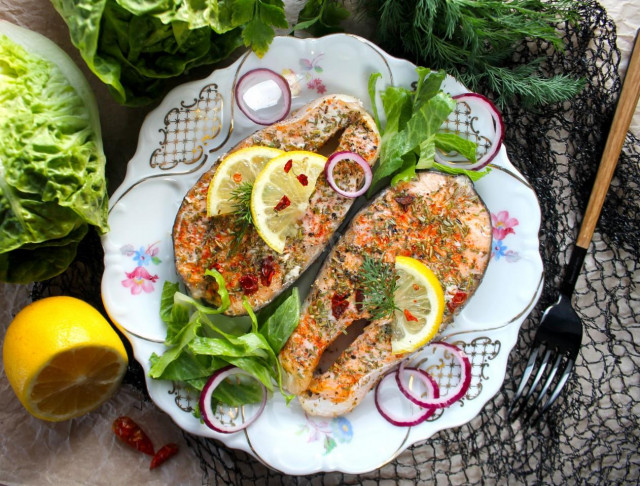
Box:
[199,365,267,434]
[435,92,504,170]
[324,151,372,198]
[398,342,472,409]
[235,68,291,125]
[375,367,438,427]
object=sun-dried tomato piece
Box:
[447,291,468,314]
[239,274,259,295]
[274,195,291,212]
[112,416,155,456]
[260,256,276,287]
[150,443,179,470]
[297,173,309,186]
[331,292,350,319]
[355,288,365,313]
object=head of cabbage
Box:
[0,21,108,284]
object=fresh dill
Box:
[359,256,398,321]
[229,182,254,255]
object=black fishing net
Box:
[30,0,640,483]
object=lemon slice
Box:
[392,256,445,354]
[207,146,285,217]
[251,151,327,253]
[2,296,128,422]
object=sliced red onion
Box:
[401,342,472,409]
[324,151,372,198]
[375,367,438,427]
[199,365,267,434]
[435,92,504,170]
[395,361,440,407]
[235,68,291,125]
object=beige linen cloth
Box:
[0,0,638,484]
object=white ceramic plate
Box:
[101,34,543,475]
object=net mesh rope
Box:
[31,0,640,483]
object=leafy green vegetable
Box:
[0,22,108,284]
[356,0,584,107]
[50,0,289,105]
[294,0,350,36]
[367,67,485,196]
[149,278,300,408]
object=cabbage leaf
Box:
[0,22,108,283]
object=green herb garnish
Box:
[359,256,398,321]
[229,182,255,255]
[356,0,584,107]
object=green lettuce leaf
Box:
[50,0,288,105]
[0,22,108,283]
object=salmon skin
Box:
[173,95,380,316]
[278,171,492,417]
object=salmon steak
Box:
[278,171,493,417]
[173,95,380,316]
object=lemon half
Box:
[392,256,445,354]
[251,151,327,253]
[3,296,128,422]
[206,146,284,217]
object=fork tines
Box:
[507,342,576,424]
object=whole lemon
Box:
[3,296,128,422]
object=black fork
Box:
[507,30,640,424]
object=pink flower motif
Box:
[491,210,519,240]
[122,266,159,295]
[306,78,327,94]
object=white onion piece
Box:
[400,342,472,409]
[435,92,504,170]
[324,151,372,198]
[235,68,291,125]
[375,367,438,427]
[199,365,267,434]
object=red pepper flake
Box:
[403,309,419,322]
[297,173,308,186]
[232,172,243,183]
[447,291,468,314]
[150,443,179,470]
[112,416,155,456]
[260,256,276,287]
[210,262,223,273]
[284,159,293,173]
[239,274,259,295]
[331,292,350,319]
[274,195,291,212]
[355,288,365,313]
[394,195,415,212]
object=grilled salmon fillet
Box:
[278,171,492,416]
[173,95,380,315]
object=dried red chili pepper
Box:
[239,274,259,295]
[403,309,419,322]
[284,159,293,173]
[274,195,291,212]
[331,292,350,319]
[112,416,155,456]
[149,443,179,470]
[260,256,276,287]
[447,291,468,314]
[232,172,243,183]
[297,173,308,186]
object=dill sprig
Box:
[359,256,398,321]
[354,0,584,108]
[229,182,254,255]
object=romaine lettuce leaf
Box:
[50,0,288,105]
[0,22,108,284]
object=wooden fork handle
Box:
[576,29,640,250]
[561,30,640,297]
